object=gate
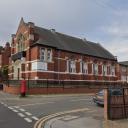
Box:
[108,87,128,120]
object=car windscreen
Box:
[110,89,123,96]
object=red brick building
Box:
[0,42,11,69]
[9,18,118,86]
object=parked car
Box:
[93,88,123,106]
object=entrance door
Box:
[13,60,21,80]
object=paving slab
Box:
[103,119,128,128]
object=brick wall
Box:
[3,84,99,95]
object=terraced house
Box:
[118,61,128,84]
[9,18,118,87]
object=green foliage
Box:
[1,65,8,79]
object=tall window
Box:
[67,60,76,73]
[111,66,115,76]
[103,65,107,76]
[47,49,52,62]
[70,60,76,73]
[93,63,98,75]
[40,48,52,62]
[40,48,45,61]
[80,61,88,74]
[107,65,111,75]
[17,34,25,52]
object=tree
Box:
[1,65,8,80]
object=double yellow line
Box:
[34,107,90,128]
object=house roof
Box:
[119,61,128,66]
[33,26,116,61]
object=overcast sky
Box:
[0,0,128,61]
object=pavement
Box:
[43,111,103,128]
[34,107,104,128]
[103,119,128,128]
[37,111,128,128]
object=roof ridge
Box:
[35,25,84,41]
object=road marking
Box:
[61,115,78,121]
[8,107,14,110]
[24,118,32,123]
[12,109,19,113]
[14,102,54,107]
[18,113,25,117]
[32,116,39,121]
[19,108,25,112]
[14,106,19,108]
[71,99,91,102]
[25,112,32,116]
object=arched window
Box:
[17,34,25,52]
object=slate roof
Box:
[33,26,116,61]
[119,61,128,66]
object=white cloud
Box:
[101,22,128,38]
[101,39,128,61]
[100,8,128,61]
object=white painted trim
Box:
[24,118,32,123]
[20,70,117,77]
[54,57,67,60]
[19,78,118,83]
[9,70,117,77]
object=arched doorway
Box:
[13,60,22,79]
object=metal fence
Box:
[4,79,92,88]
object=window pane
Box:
[47,49,51,61]
[70,60,76,73]
[40,48,45,61]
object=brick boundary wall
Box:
[3,84,100,95]
[3,85,20,94]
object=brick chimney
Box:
[11,34,16,54]
[5,42,11,57]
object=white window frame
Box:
[93,63,98,75]
[70,60,76,73]
[40,48,46,61]
[67,60,76,73]
[80,61,88,74]
[111,65,115,76]
[47,49,52,62]
[103,65,107,76]
[67,60,69,72]
[40,48,52,62]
